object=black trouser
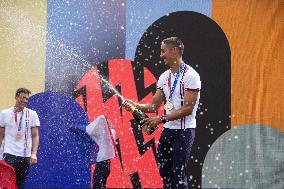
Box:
[93,159,111,189]
[157,128,195,189]
[3,153,30,189]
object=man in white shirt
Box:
[124,37,201,189]
[0,88,40,189]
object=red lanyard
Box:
[167,72,171,92]
[104,116,117,157]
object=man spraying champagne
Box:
[123,37,201,189]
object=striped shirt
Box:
[157,64,201,129]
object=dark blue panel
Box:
[133,11,231,188]
[46,0,125,94]
[25,92,95,188]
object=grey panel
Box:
[202,125,284,189]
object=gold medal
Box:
[16,132,22,140]
[164,101,174,111]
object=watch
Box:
[160,115,168,124]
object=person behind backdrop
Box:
[123,37,201,189]
[0,88,40,189]
[72,115,117,189]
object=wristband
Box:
[160,115,168,124]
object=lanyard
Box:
[24,110,30,155]
[168,63,185,101]
[14,108,30,156]
[104,116,117,156]
[14,108,24,132]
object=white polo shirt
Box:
[157,64,201,129]
[0,107,40,157]
[86,115,116,162]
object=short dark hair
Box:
[162,37,184,55]
[15,88,31,97]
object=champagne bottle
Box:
[122,101,157,135]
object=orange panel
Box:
[212,0,284,131]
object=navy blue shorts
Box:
[3,153,30,189]
[157,128,195,189]
[93,159,110,189]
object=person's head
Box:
[160,37,184,66]
[15,88,31,111]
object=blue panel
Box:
[25,92,95,188]
[126,0,212,60]
[46,0,125,94]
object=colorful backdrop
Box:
[0,0,283,188]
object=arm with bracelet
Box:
[122,89,165,134]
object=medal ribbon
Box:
[24,109,29,156]
[104,116,117,157]
[168,63,185,102]
[14,108,24,132]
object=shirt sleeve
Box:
[0,111,4,128]
[184,71,201,90]
[157,71,167,90]
[31,111,40,127]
